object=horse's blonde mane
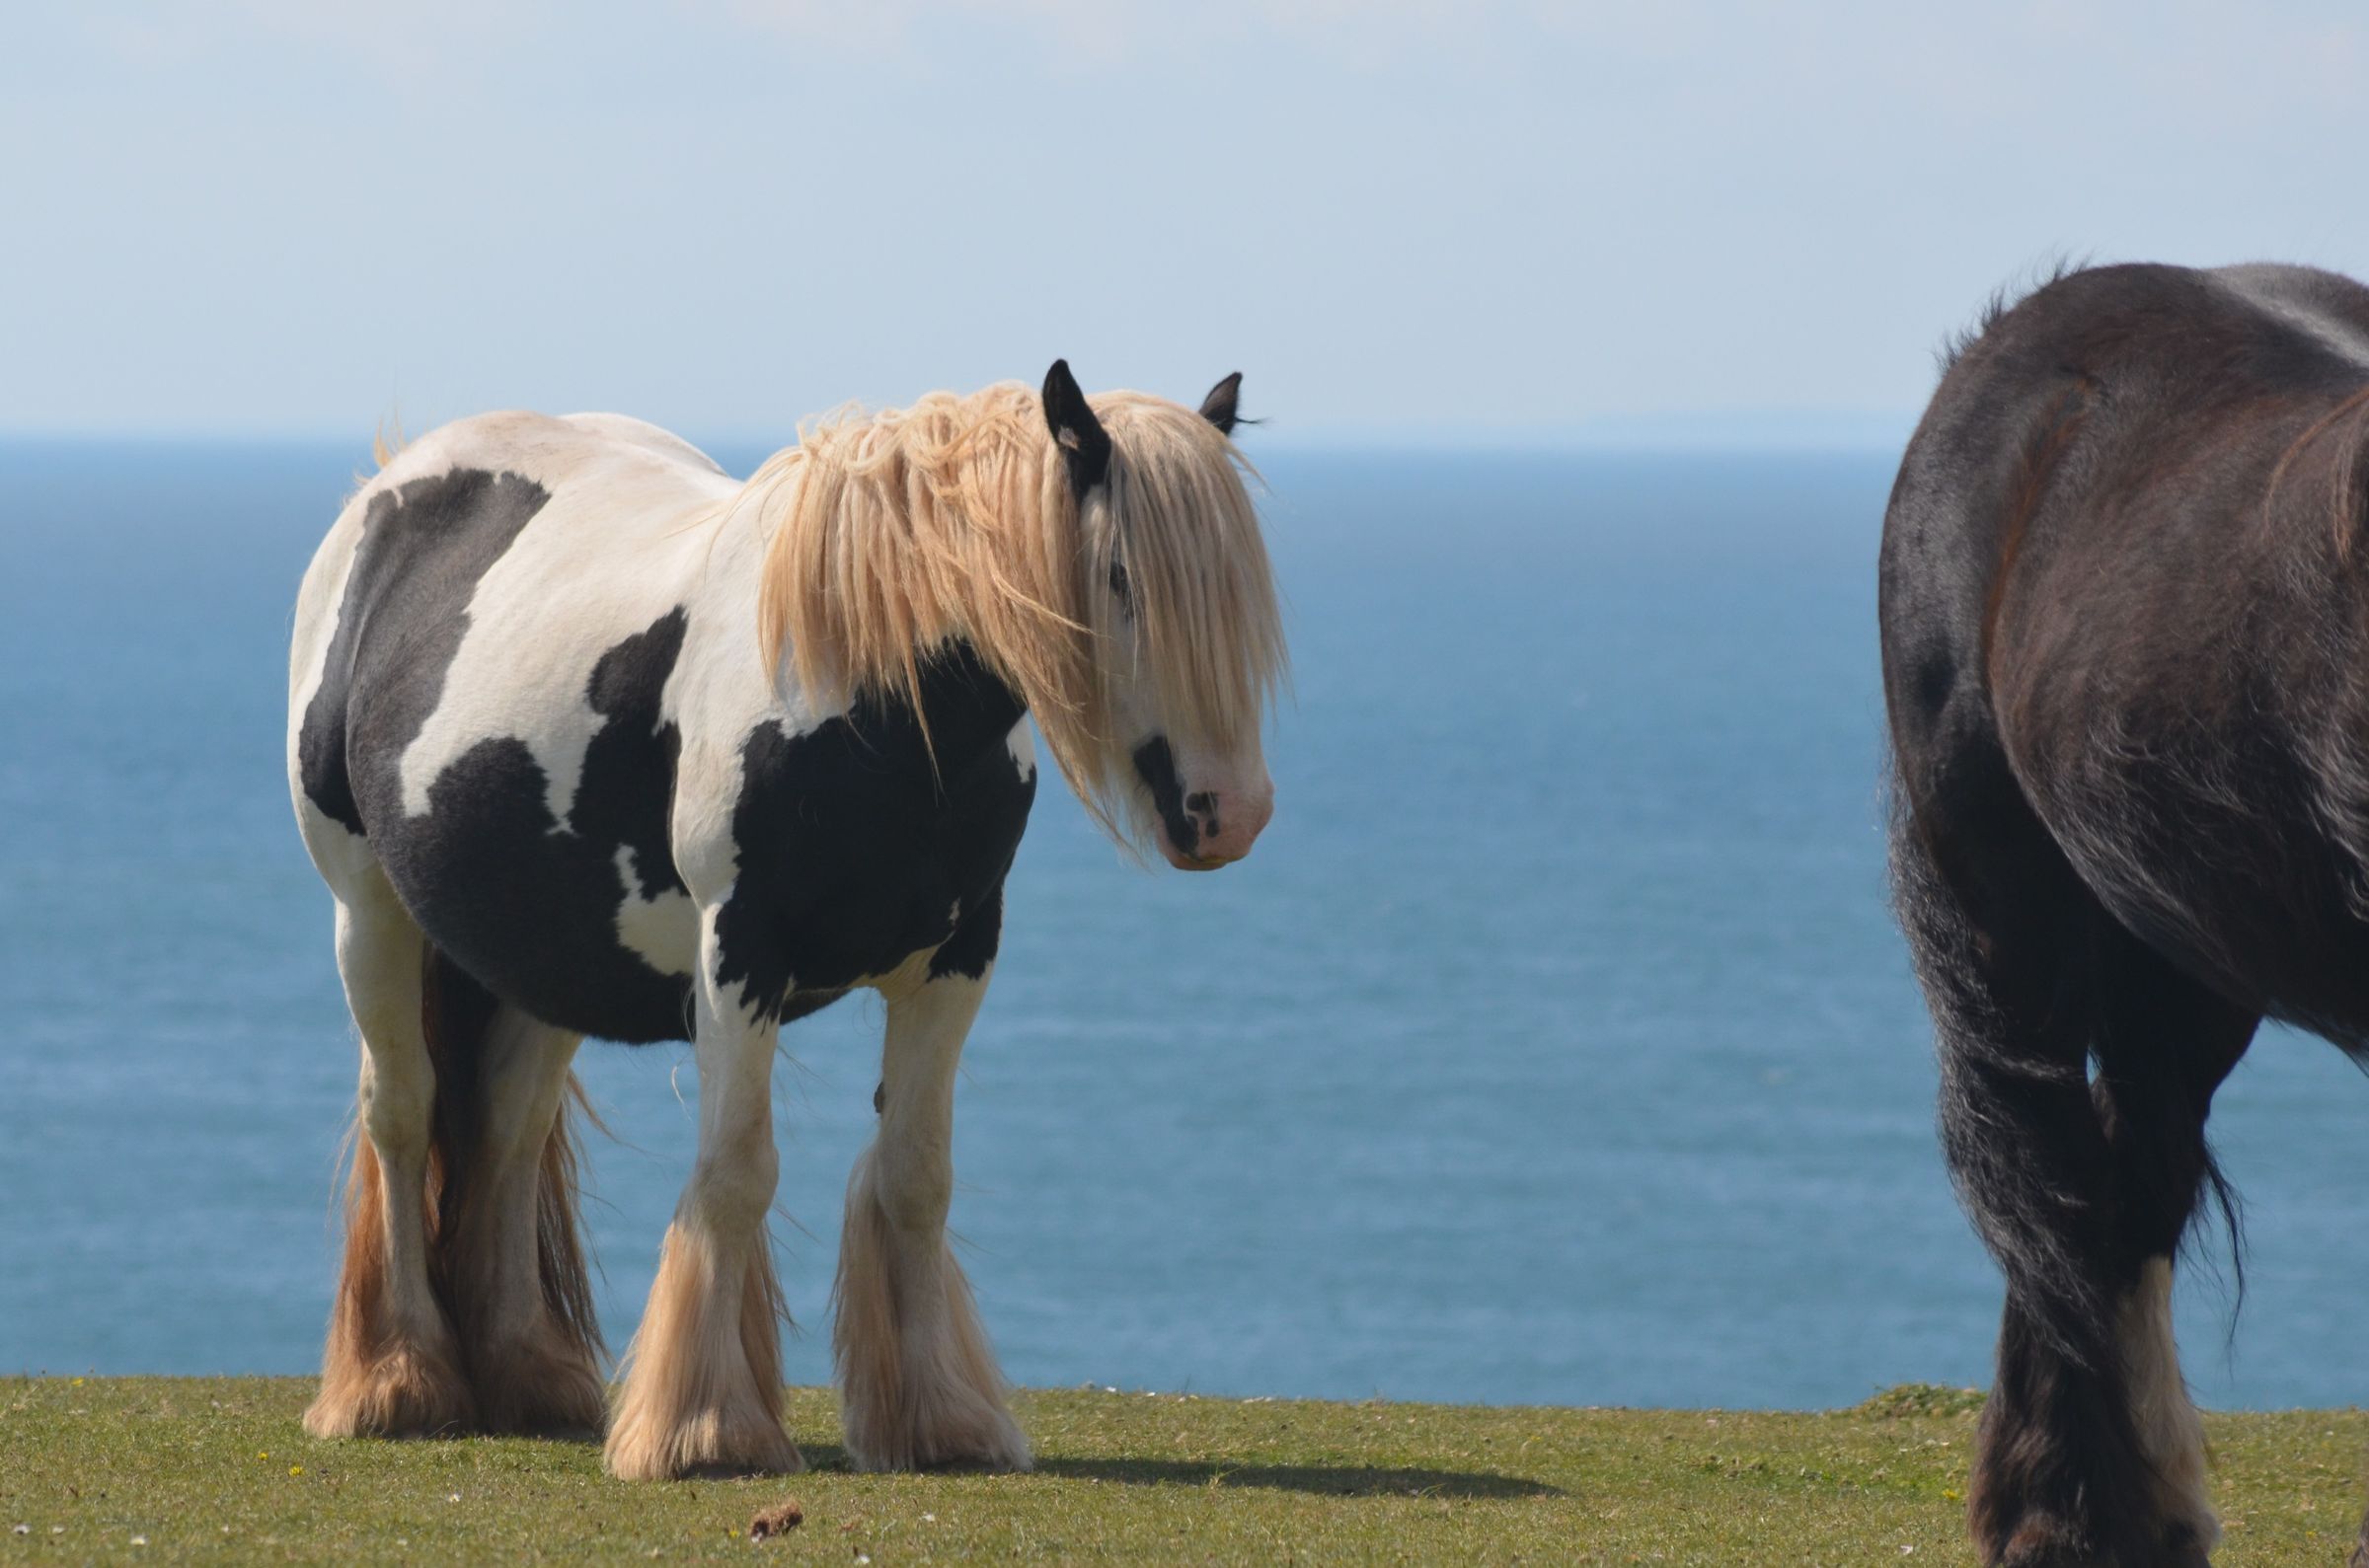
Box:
[748,381,1284,843]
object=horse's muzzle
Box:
[1161,786,1273,869]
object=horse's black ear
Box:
[1042,359,1111,498]
[1199,372,1244,436]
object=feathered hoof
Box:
[1992,1518,2210,1568]
[470,1331,608,1441]
[2156,1516,2216,1568]
[603,1400,803,1481]
[842,1384,1032,1473]
[304,1341,475,1440]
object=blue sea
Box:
[6,439,2368,1412]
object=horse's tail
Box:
[419,946,603,1373]
[371,410,409,471]
[1890,813,2117,1374]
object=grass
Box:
[1,1380,2364,1563]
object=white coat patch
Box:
[613,847,696,978]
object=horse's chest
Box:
[710,711,1036,1021]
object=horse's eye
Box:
[1107,560,1133,616]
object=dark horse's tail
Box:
[1886,772,2127,1367]
[418,948,601,1363]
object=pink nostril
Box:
[1203,792,1272,858]
[1171,781,1274,863]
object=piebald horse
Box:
[1884,262,2369,1565]
[285,362,1282,1479]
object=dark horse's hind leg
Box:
[1894,751,2253,1566]
[2079,933,2251,1561]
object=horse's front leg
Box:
[834,946,1030,1471]
[605,930,799,1480]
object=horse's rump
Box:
[291,414,737,1043]
[1884,261,2369,1036]
[1872,264,2369,1563]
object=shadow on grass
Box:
[1032,1457,1562,1499]
[789,1446,1556,1499]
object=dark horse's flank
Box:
[1883,261,2369,1567]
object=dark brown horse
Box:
[1882,261,2369,1567]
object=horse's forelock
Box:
[1092,395,1287,758]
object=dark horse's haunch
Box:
[1882,261,2369,1567]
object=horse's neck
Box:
[926,643,1028,755]
[667,513,808,741]
[679,477,1029,770]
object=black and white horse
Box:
[286,362,1283,1479]
[1883,262,2369,1565]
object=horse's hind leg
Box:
[2089,937,2253,1563]
[834,957,1030,1471]
[305,869,474,1438]
[444,1005,606,1437]
[1894,758,2246,1567]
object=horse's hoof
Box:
[603,1412,805,1481]
[304,1343,475,1440]
[468,1336,607,1442]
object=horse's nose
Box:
[1184,784,1274,864]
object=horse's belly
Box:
[371,729,703,1042]
[355,593,705,1043]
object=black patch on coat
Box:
[299,469,553,835]
[713,645,1035,1022]
[926,882,1003,981]
[372,608,696,1043]
[578,612,691,902]
[1130,736,1197,856]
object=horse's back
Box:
[287,411,743,1041]
[555,412,730,478]
[1884,261,2369,764]
[1883,262,2369,1032]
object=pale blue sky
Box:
[6,2,2365,443]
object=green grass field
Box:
[2,1379,2363,1563]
